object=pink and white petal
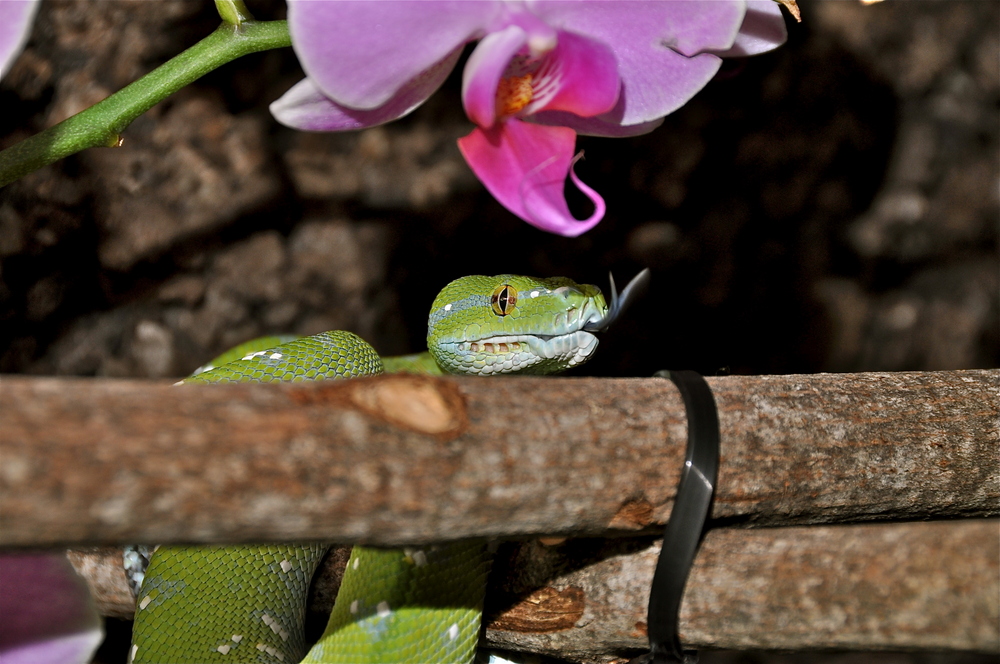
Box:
[0,0,39,81]
[272,46,462,131]
[714,0,787,57]
[591,48,722,128]
[529,0,743,126]
[463,24,529,129]
[527,30,619,118]
[0,553,103,664]
[490,9,558,52]
[288,0,498,109]
[530,110,663,138]
[457,120,604,236]
[531,0,746,56]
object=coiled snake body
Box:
[130,272,647,664]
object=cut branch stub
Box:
[1,370,997,547]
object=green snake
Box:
[129,271,648,664]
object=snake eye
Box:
[490,284,517,316]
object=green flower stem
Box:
[216,0,255,26]
[0,20,291,188]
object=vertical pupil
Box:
[499,287,509,311]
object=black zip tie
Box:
[630,370,721,664]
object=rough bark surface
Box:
[67,520,999,656]
[1,370,997,547]
[484,520,1000,658]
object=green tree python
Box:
[129,271,649,664]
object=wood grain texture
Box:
[67,520,999,656]
[483,519,1000,658]
[1,370,996,547]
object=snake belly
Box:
[131,274,618,664]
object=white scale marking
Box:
[444,303,452,311]
[138,595,151,610]
[256,643,284,660]
[217,644,231,655]
[350,599,359,614]
[261,613,289,641]
[376,601,391,618]
[279,559,292,573]
[530,290,539,298]
[447,623,459,641]
[353,557,360,570]
[129,644,138,663]
[270,352,283,360]
[404,547,428,567]
[232,635,243,643]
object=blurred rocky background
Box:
[0,0,997,661]
[1,0,997,381]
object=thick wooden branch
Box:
[2,371,997,547]
[67,519,999,656]
[485,519,1000,658]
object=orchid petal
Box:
[714,0,788,57]
[530,110,663,138]
[288,0,498,109]
[0,553,103,664]
[272,46,463,131]
[0,0,39,81]
[526,30,619,118]
[463,24,529,129]
[529,0,746,126]
[457,120,603,236]
[532,0,747,57]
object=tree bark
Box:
[67,519,999,657]
[1,370,997,547]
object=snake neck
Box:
[379,352,445,376]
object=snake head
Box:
[427,270,649,376]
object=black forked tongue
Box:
[584,268,651,332]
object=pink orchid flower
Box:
[0,553,103,664]
[0,0,39,78]
[2,4,104,663]
[271,0,787,236]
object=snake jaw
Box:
[440,292,609,375]
[435,329,599,376]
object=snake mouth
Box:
[456,330,598,360]
[440,329,599,375]
[455,292,605,369]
